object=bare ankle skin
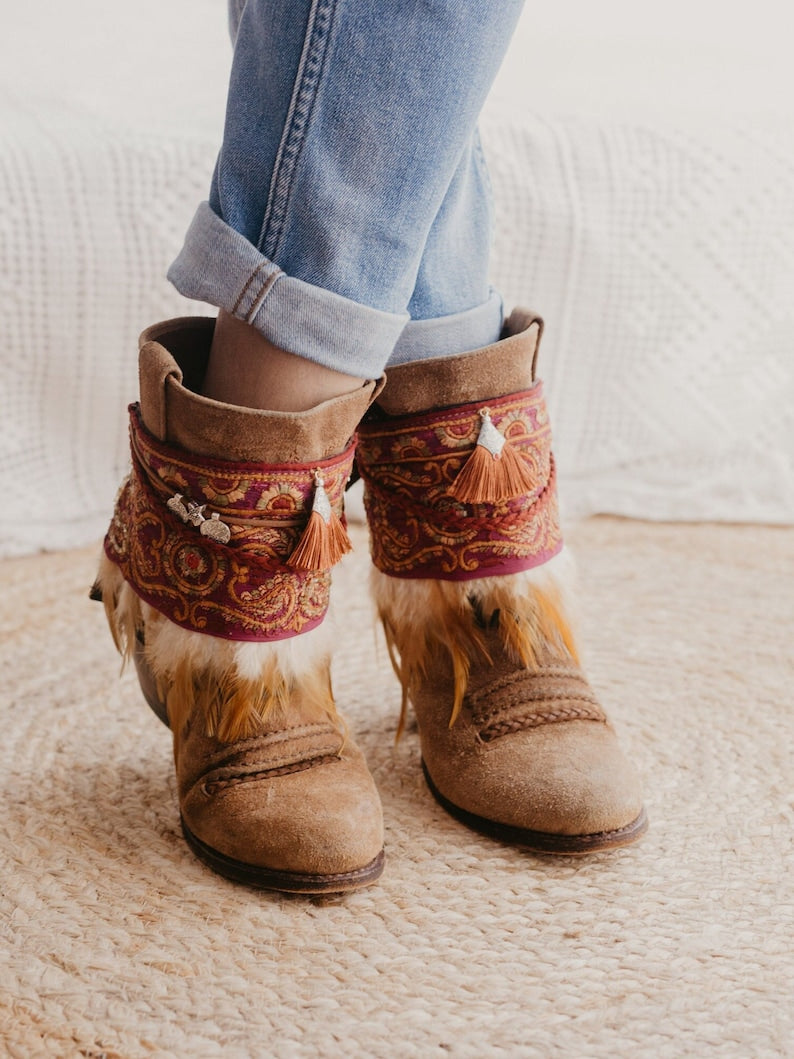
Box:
[203,310,366,412]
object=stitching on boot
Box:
[479,704,607,742]
[473,690,603,727]
[204,753,341,794]
[466,665,586,708]
[203,740,342,778]
[201,724,342,762]
[474,689,604,723]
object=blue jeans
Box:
[168,0,524,378]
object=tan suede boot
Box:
[357,310,647,854]
[94,317,385,892]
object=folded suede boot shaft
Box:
[95,317,385,893]
[357,310,647,853]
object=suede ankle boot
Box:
[356,310,647,853]
[94,318,385,892]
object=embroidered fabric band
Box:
[357,384,563,581]
[104,405,355,641]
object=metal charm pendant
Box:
[186,501,207,527]
[167,493,189,522]
[167,493,230,544]
[476,409,506,458]
[312,472,333,524]
[200,512,231,544]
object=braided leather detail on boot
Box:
[466,664,607,742]
[178,720,345,796]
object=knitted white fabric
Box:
[484,114,794,524]
[0,97,213,558]
[1,2,793,557]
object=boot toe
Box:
[424,720,646,851]
[181,746,385,890]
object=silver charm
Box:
[167,492,231,545]
[312,472,332,524]
[167,493,189,522]
[186,501,207,527]
[476,409,506,458]
[200,512,231,544]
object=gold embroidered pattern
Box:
[104,406,354,641]
[357,385,563,581]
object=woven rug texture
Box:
[1,518,792,1058]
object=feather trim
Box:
[372,549,579,733]
[96,552,142,669]
[95,553,338,741]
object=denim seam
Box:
[232,261,270,316]
[246,271,282,322]
[257,0,336,261]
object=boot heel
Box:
[132,633,170,728]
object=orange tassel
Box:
[287,472,353,570]
[448,409,537,503]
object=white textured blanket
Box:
[1,1,792,556]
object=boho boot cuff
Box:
[356,383,563,582]
[104,404,356,642]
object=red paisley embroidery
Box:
[357,385,563,581]
[103,406,354,641]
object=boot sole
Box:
[181,817,386,894]
[422,760,648,854]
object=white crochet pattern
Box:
[1,103,792,556]
[484,114,794,525]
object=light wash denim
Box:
[168,0,524,377]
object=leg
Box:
[169,0,525,402]
[390,127,503,365]
[96,0,528,891]
[357,316,647,852]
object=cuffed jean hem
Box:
[390,289,503,366]
[167,202,410,378]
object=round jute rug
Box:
[1,519,792,1058]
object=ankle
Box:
[203,311,366,412]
